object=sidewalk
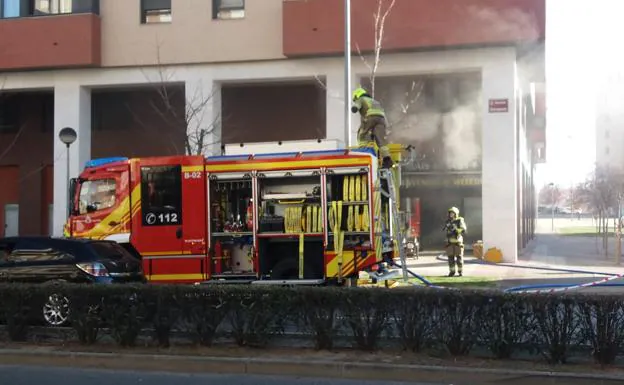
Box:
[0,345,623,384]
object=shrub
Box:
[342,288,393,351]
[99,285,147,347]
[1,281,623,368]
[0,284,39,342]
[392,289,437,353]
[530,294,583,364]
[179,286,230,347]
[67,284,104,345]
[435,290,484,356]
[478,293,533,359]
[295,286,342,350]
[144,285,183,348]
[226,286,291,348]
[577,294,624,366]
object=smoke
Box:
[441,104,480,170]
[383,74,482,171]
[464,4,542,42]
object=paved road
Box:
[1,364,620,385]
[0,365,437,385]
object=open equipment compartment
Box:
[208,173,255,278]
[256,169,325,280]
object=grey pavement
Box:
[400,217,624,292]
[0,365,435,385]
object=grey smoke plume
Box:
[464,4,541,42]
[382,74,482,171]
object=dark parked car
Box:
[0,236,145,326]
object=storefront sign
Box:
[488,99,509,113]
[403,175,482,188]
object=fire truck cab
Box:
[65,140,400,285]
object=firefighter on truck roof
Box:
[444,206,467,277]
[351,87,393,169]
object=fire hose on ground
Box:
[421,254,624,293]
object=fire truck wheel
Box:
[270,258,314,280]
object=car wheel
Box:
[43,294,70,327]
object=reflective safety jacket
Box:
[353,96,385,121]
[444,216,467,244]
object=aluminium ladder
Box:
[374,167,409,283]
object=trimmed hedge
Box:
[0,284,623,365]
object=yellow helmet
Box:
[448,207,460,215]
[352,87,368,101]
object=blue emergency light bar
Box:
[84,157,129,169]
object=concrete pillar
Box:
[185,75,222,156]
[481,55,518,263]
[350,73,362,147]
[52,84,91,236]
[324,70,361,147]
[324,70,346,143]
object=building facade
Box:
[596,73,624,169]
[0,0,546,263]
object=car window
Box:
[79,178,117,214]
[10,239,75,263]
[89,242,134,260]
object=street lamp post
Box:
[344,0,352,147]
[58,127,77,218]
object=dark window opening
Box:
[141,0,171,24]
[140,165,182,226]
[42,95,54,132]
[0,95,20,134]
[213,0,244,20]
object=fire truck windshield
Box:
[78,179,117,214]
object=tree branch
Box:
[140,39,221,156]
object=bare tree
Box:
[538,183,562,207]
[138,43,221,156]
[313,0,424,138]
[578,166,624,256]
[354,0,425,145]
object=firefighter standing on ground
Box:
[351,87,393,168]
[444,207,467,277]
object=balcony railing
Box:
[0,0,99,19]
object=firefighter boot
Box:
[447,255,456,277]
[456,255,463,277]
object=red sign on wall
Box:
[488,99,509,113]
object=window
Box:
[78,179,117,214]
[213,0,244,20]
[1,0,20,18]
[0,95,19,134]
[42,94,54,132]
[9,239,75,263]
[89,241,135,261]
[141,0,171,24]
[32,0,73,15]
[140,165,182,226]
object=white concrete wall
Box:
[2,47,520,261]
[52,84,91,236]
[481,52,519,263]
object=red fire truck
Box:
[64,140,403,285]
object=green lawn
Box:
[408,275,498,288]
[558,226,616,237]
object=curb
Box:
[0,349,623,383]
